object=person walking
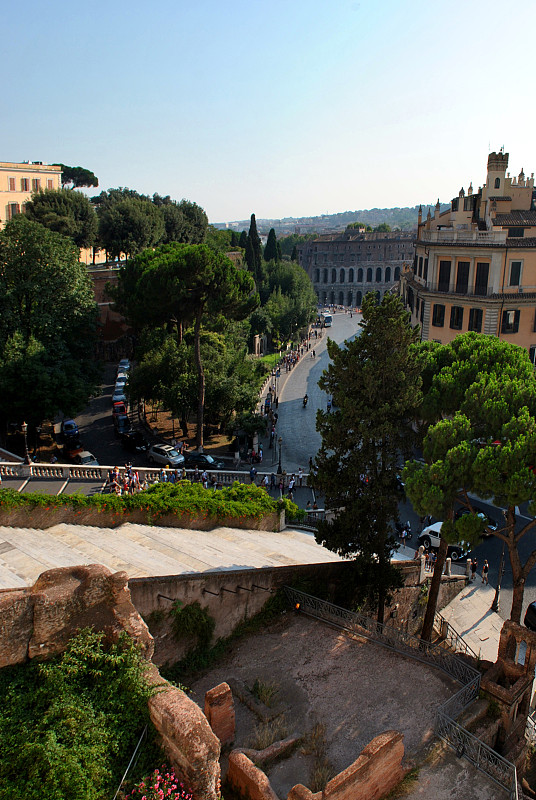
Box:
[482,560,489,585]
[470,558,478,582]
[249,465,257,485]
[298,467,303,487]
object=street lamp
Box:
[491,541,506,613]
[278,436,283,474]
[21,421,31,465]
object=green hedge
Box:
[0,481,304,523]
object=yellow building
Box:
[399,150,536,360]
[0,161,62,228]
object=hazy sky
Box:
[3,0,536,223]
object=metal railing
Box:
[434,610,480,661]
[283,587,517,800]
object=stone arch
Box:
[349,268,354,283]
[338,291,344,305]
[367,268,373,282]
[330,290,335,304]
[323,269,328,284]
[356,290,362,306]
[357,268,363,282]
[394,266,401,281]
[376,267,382,283]
[505,634,517,661]
[385,266,391,282]
[340,268,345,284]
[314,268,320,283]
[347,291,353,306]
[322,290,327,304]
[331,268,337,283]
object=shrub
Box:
[128,766,193,800]
[169,601,215,650]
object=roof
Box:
[488,196,512,201]
[505,237,536,247]
[493,210,536,227]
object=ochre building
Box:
[399,151,536,358]
[298,230,414,307]
[0,161,62,228]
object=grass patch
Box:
[249,715,288,750]
[301,722,327,757]
[251,678,279,707]
[309,758,335,793]
[258,353,281,370]
[383,766,420,798]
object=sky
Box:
[3,0,536,223]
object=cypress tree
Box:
[239,230,248,249]
[248,214,263,281]
[264,228,278,262]
[245,235,256,272]
[230,231,239,247]
[276,241,282,261]
[291,245,297,261]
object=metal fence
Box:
[434,610,480,661]
[283,586,517,800]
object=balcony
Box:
[420,229,507,245]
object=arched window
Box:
[338,291,344,305]
[356,291,362,306]
[516,640,527,666]
[357,268,363,282]
[330,291,335,304]
[394,266,401,281]
[331,269,337,283]
[385,267,391,282]
[376,267,382,283]
[349,268,354,283]
[314,269,320,283]
[347,291,353,306]
[495,177,501,189]
[323,269,328,284]
[340,268,345,284]
[367,268,373,282]
[322,291,327,304]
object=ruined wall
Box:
[227,730,405,800]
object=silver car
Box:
[147,444,185,467]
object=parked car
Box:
[117,359,130,374]
[115,375,128,389]
[418,522,470,561]
[120,430,149,453]
[112,401,127,418]
[454,507,500,537]
[114,415,132,436]
[63,442,84,461]
[146,444,185,467]
[60,419,79,442]
[183,452,227,470]
[73,450,99,466]
[112,388,127,405]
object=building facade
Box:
[0,161,62,228]
[399,151,536,358]
[298,231,414,307]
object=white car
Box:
[418,522,469,561]
[146,444,185,467]
[73,451,99,466]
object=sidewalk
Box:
[439,577,503,662]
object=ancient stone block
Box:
[0,590,33,666]
[204,682,235,745]
[227,751,279,800]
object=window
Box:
[423,258,428,281]
[8,177,15,191]
[501,310,520,334]
[385,267,391,282]
[474,262,489,296]
[418,256,423,277]
[7,203,20,220]
[356,291,362,306]
[508,227,524,238]
[314,269,320,283]
[347,291,353,306]
[420,300,425,324]
[47,179,54,190]
[529,345,536,365]
[340,269,345,284]
[331,269,336,283]
[438,261,451,292]
[20,178,29,191]
[455,262,469,294]
[323,269,328,284]
[509,261,521,286]
[407,288,414,312]
[468,308,483,332]
[31,179,41,192]
[494,177,501,189]
[367,268,373,282]
[376,267,382,283]
[432,304,445,327]
[394,266,400,281]
[450,306,464,330]
[348,268,354,282]
[357,268,363,282]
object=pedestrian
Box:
[258,445,263,463]
[270,472,276,489]
[278,477,284,496]
[308,456,313,471]
[306,500,311,510]
[482,560,489,585]
[298,467,303,487]
[262,474,269,490]
[470,558,478,581]
[249,465,257,485]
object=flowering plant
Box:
[128,766,193,800]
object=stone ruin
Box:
[0,564,408,800]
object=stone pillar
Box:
[445,557,452,576]
[204,682,235,746]
[418,551,426,584]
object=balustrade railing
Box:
[434,611,480,661]
[283,586,517,800]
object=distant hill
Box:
[214,204,449,235]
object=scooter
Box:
[303,395,308,408]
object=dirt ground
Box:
[189,613,462,798]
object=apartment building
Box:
[0,161,62,228]
[298,230,415,307]
[399,151,536,358]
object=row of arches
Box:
[314,267,400,285]
[318,290,382,306]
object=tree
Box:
[55,164,99,189]
[246,214,263,286]
[346,221,372,231]
[314,293,422,622]
[114,243,258,448]
[238,230,248,249]
[264,228,279,262]
[374,223,391,233]
[291,245,297,261]
[24,188,98,249]
[153,195,208,244]
[0,216,99,432]
[97,197,164,260]
[404,332,536,631]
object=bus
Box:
[321,313,332,328]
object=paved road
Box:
[273,311,362,475]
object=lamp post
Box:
[278,436,283,474]
[491,541,506,613]
[21,421,31,465]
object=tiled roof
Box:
[506,237,536,247]
[493,210,536,226]
[488,196,512,201]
